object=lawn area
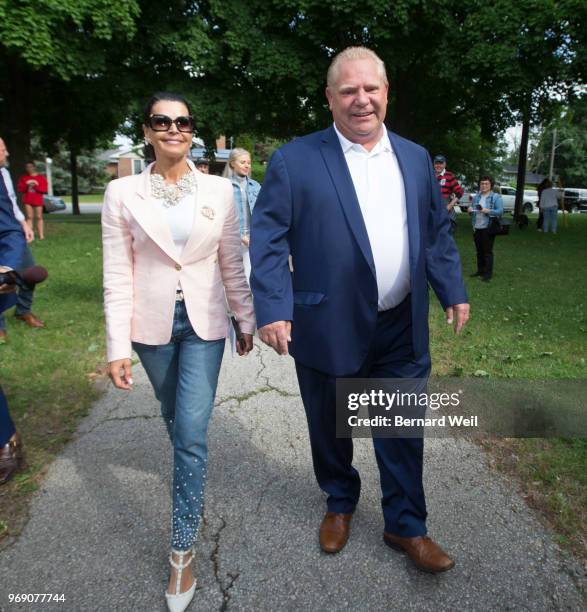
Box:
[429,212,586,558]
[430,213,586,378]
[0,211,585,558]
[60,194,104,204]
[0,214,105,544]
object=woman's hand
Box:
[237,333,254,356]
[108,358,133,390]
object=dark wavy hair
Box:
[479,175,495,188]
[142,92,193,162]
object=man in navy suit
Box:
[0,135,28,482]
[250,47,469,573]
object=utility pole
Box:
[549,128,557,181]
[45,158,53,196]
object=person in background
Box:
[0,137,29,480]
[538,179,562,234]
[469,175,503,282]
[102,92,254,612]
[195,157,209,174]
[17,161,48,240]
[433,155,464,234]
[0,385,23,485]
[223,148,260,280]
[536,178,548,231]
[0,138,43,343]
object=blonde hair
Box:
[223,147,251,178]
[326,46,388,88]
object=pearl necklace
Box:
[150,171,196,208]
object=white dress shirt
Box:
[1,167,25,222]
[333,124,410,311]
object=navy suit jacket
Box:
[0,169,26,314]
[250,126,467,376]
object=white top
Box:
[334,124,410,311]
[0,167,25,222]
[540,187,561,209]
[154,192,196,290]
[474,194,488,229]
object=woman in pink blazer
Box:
[102,92,255,612]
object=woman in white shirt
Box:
[102,92,254,612]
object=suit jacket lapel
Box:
[388,130,421,269]
[319,127,376,278]
[122,162,179,262]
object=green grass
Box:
[0,214,105,544]
[429,213,586,558]
[60,194,104,204]
[429,214,586,378]
[0,211,585,558]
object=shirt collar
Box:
[333,123,392,155]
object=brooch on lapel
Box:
[201,206,215,220]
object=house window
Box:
[132,159,145,175]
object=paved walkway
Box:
[1,343,584,611]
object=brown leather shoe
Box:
[383,532,455,573]
[15,312,44,328]
[0,432,24,485]
[319,512,352,553]
[0,329,6,344]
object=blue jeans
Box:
[542,207,557,233]
[0,244,35,331]
[132,300,225,551]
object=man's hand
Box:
[445,303,470,334]
[258,320,291,355]
[0,266,16,294]
[236,333,254,356]
[241,235,250,247]
[108,358,133,390]
[21,222,34,243]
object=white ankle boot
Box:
[165,548,196,612]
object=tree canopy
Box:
[0,0,585,194]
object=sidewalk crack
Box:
[209,516,240,610]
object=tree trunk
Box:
[1,56,33,192]
[514,110,530,219]
[70,148,80,215]
[389,69,415,139]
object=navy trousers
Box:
[0,386,16,447]
[295,295,431,537]
[0,243,35,330]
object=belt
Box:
[175,290,185,302]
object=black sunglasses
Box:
[148,114,195,133]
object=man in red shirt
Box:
[434,155,464,234]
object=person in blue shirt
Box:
[469,175,504,282]
[223,148,261,280]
